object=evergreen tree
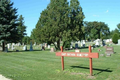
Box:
[17,15,27,43]
[0,0,18,51]
[22,36,31,45]
[117,23,120,31]
[112,33,119,44]
[31,0,85,50]
[69,0,85,41]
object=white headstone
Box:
[81,41,83,47]
[23,45,27,51]
[11,44,14,50]
[95,39,100,46]
[48,45,50,49]
[7,43,11,49]
[118,39,120,45]
[34,42,36,46]
[75,49,80,52]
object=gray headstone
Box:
[30,42,33,51]
[105,47,114,54]
[75,43,78,49]
[102,40,105,46]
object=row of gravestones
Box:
[70,40,106,49]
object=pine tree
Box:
[70,0,85,41]
[17,15,27,43]
[0,0,18,51]
[112,33,119,44]
[31,0,85,50]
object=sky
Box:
[11,0,120,36]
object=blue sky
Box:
[11,0,120,36]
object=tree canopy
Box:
[84,21,110,40]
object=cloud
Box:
[105,10,109,13]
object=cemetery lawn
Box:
[0,45,120,80]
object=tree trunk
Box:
[62,41,66,48]
[57,40,60,50]
[2,42,5,51]
[53,42,57,50]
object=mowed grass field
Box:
[0,45,120,80]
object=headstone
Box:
[30,42,33,51]
[95,39,100,47]
[11,44,14,51]
[118,39,120,45]
[106,54,111,57]
[48,45,50,49]
[83,40,86,47]
[75,49,80,52]
[50,48,55,52]
[4,47,8,52]
[75,43,78,49]
[23,45,27,51]
[91,47,94,50]
[34,42,36,46]
[105,47,114,54]
[70,44,73,49]
[41,46,45,50]
[22,43,24,46]
[7,43,11,49]
[102,40,105,46]
[81,41,83,47]
[100,54,104,56]
[45,43,47,48]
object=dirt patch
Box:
[71,72,86,75]
[87,75,96,79]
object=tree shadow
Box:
[71,66,112,76]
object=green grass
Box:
[0,45,120,80]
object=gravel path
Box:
[0,75,11,80]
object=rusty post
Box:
[61,46,64,70]
[89,46,93,76]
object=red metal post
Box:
[89,46,93,76]
[61,46,64,70]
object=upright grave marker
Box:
[56,46,99,76]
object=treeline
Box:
[31,0,120,50]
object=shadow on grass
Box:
[71,66,112,75]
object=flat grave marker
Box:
[105,47,114,54]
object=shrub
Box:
[112,33,119,44]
